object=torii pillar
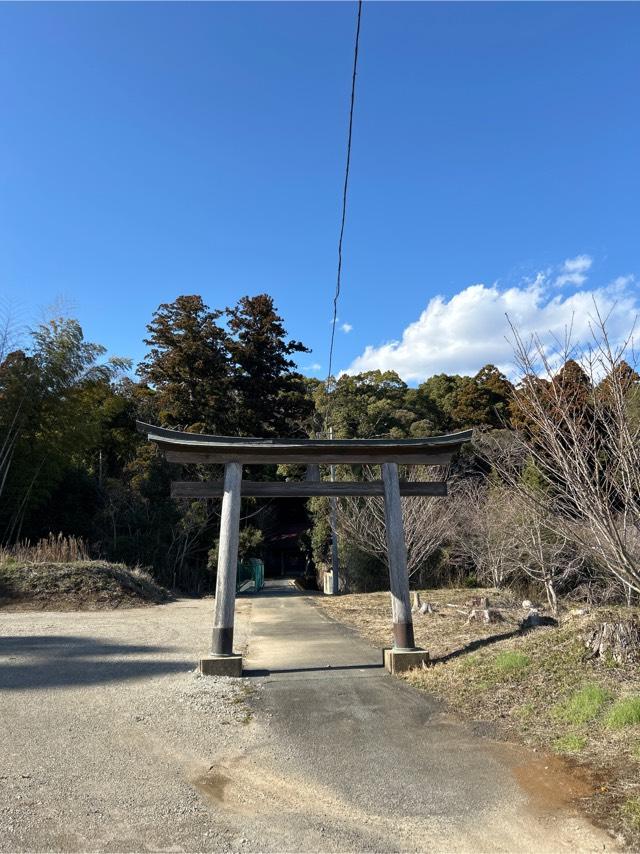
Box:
[200,462,244,676]
[381,462,429,674]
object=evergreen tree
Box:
[315,370,413,438]
[415,373,464,430]
[446,365,514,429]
[138,295,230,432]
[226,294,311,437]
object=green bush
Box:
[605,696,640,730]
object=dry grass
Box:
[317,587,526,657]
[0,533,91,564]
[316,589,640,848]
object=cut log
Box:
[584,620,640,665]
[419,601,435,615]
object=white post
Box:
[381,462,415,649]
[212,461,242,655]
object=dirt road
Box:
[0,583,616,852]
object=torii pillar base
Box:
[383,647,430,674]
[199,654,243,677]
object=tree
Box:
[0,317,129,542]
[226,294,311,437]
[416,374,464,431]
[486,310,640,596]
[425,365,514,430]
[138,295,231,432]
[453,480,519,589]
[336,466,458,582]
[315,370,414,439]
[510,493,583,615]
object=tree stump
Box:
[584,620,640,665]
[412,591,435,615]
[467,607,504,625]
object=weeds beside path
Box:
[316,588,640,848]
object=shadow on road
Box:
[244,662,383,677]
[0,635,191,691]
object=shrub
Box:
[605,696,640,730]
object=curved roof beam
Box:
[136,421,473,466]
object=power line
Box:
[326,0,363,394]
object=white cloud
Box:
[304,362,322,372]
[346,263,638,383]
[341,322,353,334]
[555,254,593,288]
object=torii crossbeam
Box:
[137,422,472,675]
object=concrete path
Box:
[233,579,614,852]
[0,583,616,852]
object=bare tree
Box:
[484,306,640,595]
[453,480,519,589]
[337,465,457,581]
[511,493,583,615]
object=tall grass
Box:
[0,533,91,564]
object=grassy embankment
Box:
[0,535,169,609]
[316,587,640,847]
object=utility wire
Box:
[323,2,362,597]
[326,0,363,402]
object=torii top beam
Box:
[136,422,473,466]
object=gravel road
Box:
[1,598,261,852]
[0,586,618,853]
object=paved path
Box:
[235,579,613,852]
[0,583,616,852]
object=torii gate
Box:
[137,422,472,676]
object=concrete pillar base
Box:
[199,654,243,677]
[383,647,430,674]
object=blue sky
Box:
[1,2,639,381]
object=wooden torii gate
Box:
[137,422,472,676]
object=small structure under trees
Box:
[137,422,471,675]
